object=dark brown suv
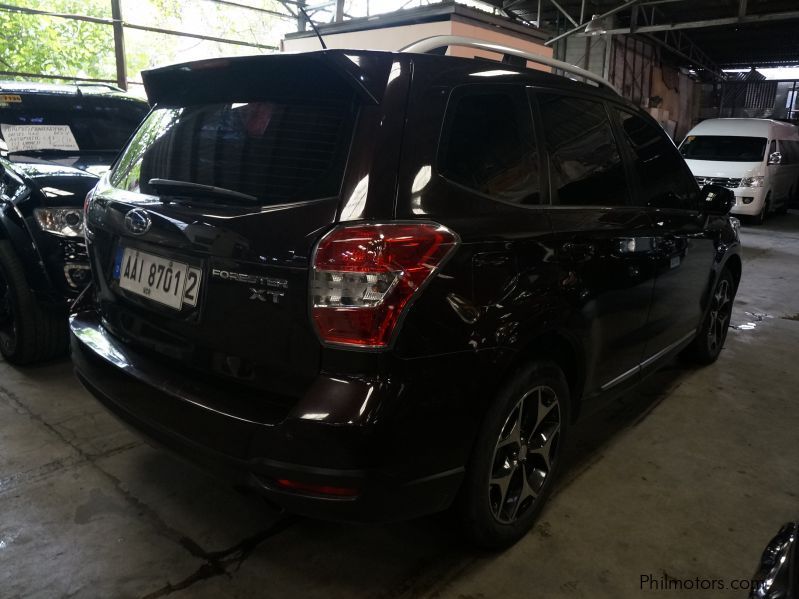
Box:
[70,38,741,548]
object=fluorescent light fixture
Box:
[584,14,607,35]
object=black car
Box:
[0,81,149,363]
[70,39,741,548]
[751,522,798,598]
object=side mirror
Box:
[768,151,782,165]
[700,184,735,215]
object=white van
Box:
[679,118,799,224]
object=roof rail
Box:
[400,35,619,95]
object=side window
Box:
[769,140,777,161]
[438,87,540,205]
[615,109,699,210]
[537,93,628,207]
[778,140,797,164]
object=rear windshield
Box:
[110,99,356,205]
[679,135,767,162]
[0,94,148,152]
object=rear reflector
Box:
[310,222,458,348]
[275,478,360,497]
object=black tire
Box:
[0,241,68,365]
[457,361,570,550]
[682,269,735,366]
[776,189,791,215]
[751,194,770,226]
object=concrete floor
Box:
[1,215,798,599]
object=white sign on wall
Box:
[0,124,80,153]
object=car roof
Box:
[0,80,142,100]
[144,48,630,108]
[688,118,798,137]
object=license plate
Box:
[116,247,202,310]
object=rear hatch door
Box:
[86,52,396,397]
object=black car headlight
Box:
[34,207,84,238]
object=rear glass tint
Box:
[110,99,357,204]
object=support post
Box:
[110,0,127,90]
[603,34,613,80]
[335,0,344,22]
[297,0,307,31]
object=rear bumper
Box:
[70,310,466,522]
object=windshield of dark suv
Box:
[109,99,356,205]
[0,93,149,154]
[679,135,768,162]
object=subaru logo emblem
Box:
[124,208,152,236]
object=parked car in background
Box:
[750,522,798,598]
[680,118,799,224]
[71,40,741,549]
[0,81,149,364]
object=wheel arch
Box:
[503,330,586,422]
[723,253,742,291]
[0,204,57,300]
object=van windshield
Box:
[679,135,767,162]
[110,99,356,205]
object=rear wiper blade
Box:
[148,178,259,204]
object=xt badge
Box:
[249,287,284,303]
[211,268,288,305]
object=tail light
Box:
[310,222,458,348]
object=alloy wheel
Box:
[489,385,561,524]
[707,278,732,354]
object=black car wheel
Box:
[0,241,68,364]
[776,189,791,215]
[458,361,570,549]
[752,194,770,226]
[682,269,735,365]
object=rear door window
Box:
[615,109,698,210]
[536,93,628,207]
[438,86,540,205]
[110,99,357,205]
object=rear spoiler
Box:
[141,51,394,106]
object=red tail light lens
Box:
[311,222,458,348]
[275,479,359,497]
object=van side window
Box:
[778,141,789,163]
[777,140,798,164]
[615,109,698,210]
[438,87,540,205]
[769,140,777,159]
[537,94,627,207]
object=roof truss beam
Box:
[580,9,799,35]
